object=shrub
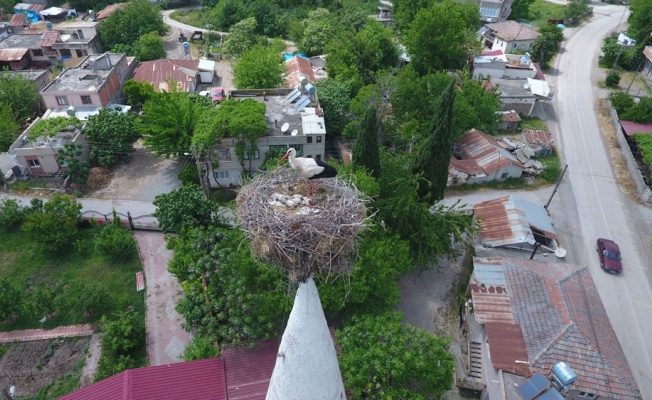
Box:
[94,213,136,257]
[608,91,635,115]
[605,70,621,87]
[178,163,200,186]
[0,198,28,230]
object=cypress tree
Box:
[352,105,381,178]
[413,79,456,202]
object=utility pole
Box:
[544,164,569,210]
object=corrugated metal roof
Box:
[133,59,199,92]
[40,31,59,47]
[620,120,652,136]
[57,358,227,400]
[456,129,523,175]
[449,156,484,176]
[474,195,556,248]
[469,260,515,326]
[223,340,279,399]
[13,2,46,11]
[0,48,28,61]
[9,13,27,26]
[522,129,554,148]
[485,322,530,376]
[285,55,315,87]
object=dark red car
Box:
[596,238,622,273]
[212,88,224,104]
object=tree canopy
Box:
[313,78,352,136]
[337,312,455,399]
[84,107,140,167]
[509,0,535,21]
[628,0,652,45]
[132,31,167,62]
[123,79,156,106]
[404,0,480,76]
[223,17,262,58]
[98,0,166,52]
[531,25,564,65]
[152,185,222,233]
[352,105,381,178]
[232,43,285,89]
[22,195,82,253]
[0,71,40,122]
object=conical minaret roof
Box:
[266,277,346,400]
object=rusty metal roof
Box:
[474,195,556,248]
[285,55,315,87]
[40,31,59,47]
[448,156,484,176]
[500,110,521,122]
[9,14,27,27]
[485,322,530,376]
[133,59,199,92]
[456,129,523,175]
[469,260,514,325]
[13,2,46,11]
[522,129,555,149]
[96,2,128,19]
[0,48,28,61]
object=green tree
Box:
[531,25,564,65]
[313,78,351,136]
[621,96,652,123]
[352,105,381,178]
[57,142,89,186]
[605,70,621,87]
[0,104,19,152]
[223,17,261,58]
[404,0,480,76]
[628,0,652,44]
[564,0,590,20]
[392,0,430,34]
[132,31,167,62]
[300,12,339,56]
[246,0,288,38]
[182,336,221,361]
[232,44,284,89]
[337,312,455,399]
[98,0,166,51]
[94,212,136,257]
[171,226,290,347]
[100,309,145,355]
[608,91,635,115]
[455,76,501,137]
[509,0,535,20]
[0,198,29,230]
[210,0,247,31]
[84,107,139,167]
[152,185,220,233]
[123,79,156,106]
[0,71,40,122]
[413,79,456,202]
[138,89,211,158]
[0,277,22,323]
[22,194,82,252]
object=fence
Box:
[80,210,161,231]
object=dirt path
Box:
[135,230,192,366]
[79,334,101,387]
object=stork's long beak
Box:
[278,153,289,164]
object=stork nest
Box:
[236,168,370,282]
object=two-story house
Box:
[481,21,540,53]
[476,0,514,23]
[40,52,136,111]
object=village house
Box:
[448,129,524,185]
[497,110,521,132]
[40,52,135,110]
[475,0,514,23]
[461,257,641,399]
[480,21,540,53]
[472,50,538,80]
[132,59,201,93]
[373,7,392,26]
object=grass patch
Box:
[10,180,46,191]
[0,228,144,331]
[169,10,210,29]
[519,116,548,131]
[527,0,567,27]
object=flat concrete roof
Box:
[0,33,43,49]
[42,53,123,93]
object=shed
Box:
[521,129,554,156]
[197,59,215,83]
[13,3,45,22]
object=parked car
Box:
[212,88,224,103]
[596,238,622,273]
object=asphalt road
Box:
[549,5,652,396]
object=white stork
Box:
[279,148,337,197]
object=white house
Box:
[483,21,540,53]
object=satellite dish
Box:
[281,122,289,133]
[554,247,567,258]
[291,129,298,136]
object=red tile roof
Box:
[486,21,540,42]
[285,55,315,87]
[9,14,27,27]
[58,358,227,400]
[456,129,523,175]
[223,340,279,399]
[481,49,504,57]
[133,59,200,92]
[620,120,652,136]
[96,3,128,20]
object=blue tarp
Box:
[283,52,310,61]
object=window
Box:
[316,136,322,143]
[479,6,500,18]
[306,155,312,158]
[28,159,41,168]
[307,136,313,144]
[500,172,509,180]
[214,170,230,180]
[243,148,260,160]
[81,96,92,105]
[56,96,69,106]
[32,49,44,57]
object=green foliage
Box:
[0,71,40,122]
[171,226,290,347]
[564,0,590,21]
[627,0,652,44]
[0,104,20,152]
[182,336,221,361]
[392,0,430,34]
[413,79,456,202]
[510,0,536,20]
[404,0,480,76]
[455,75,501,137]
[123,79,156,106]
[211,0,248,31]
[232,44,284,89]
[610,92,652,122]
[336,162,381,199]
[84,107,139,167]
[527,0,567,28]
[55,279,108,319]
[153,185,219,233]
[538,153,561,183]
[300,9,340,56]
[22,194,82,253]
[57,142,89,186]
[179,162,201,186]
[634,133,652,166]
[0,198,30,230]
[0,277,22,322]
[138,90,211,157]
[352,105,381,178]
[605,70,621,88]
[598,33,640,70]
[313,78,352,136]
[29,116,80,139]
[531,25,564,65]
[337,312,455,399]
[223,17,261,58]
[609,91,635,115]
[29,369,83,400]
[94,213,136,257]
[133,31,167,62]
[96,309,146,380]
[98,0,166,52]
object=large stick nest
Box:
[236,168,370,282]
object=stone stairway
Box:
[469,341,483,380]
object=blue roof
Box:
[510,195,555,236]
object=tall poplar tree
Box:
[413,79,456,202]
[352,105,380,178]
